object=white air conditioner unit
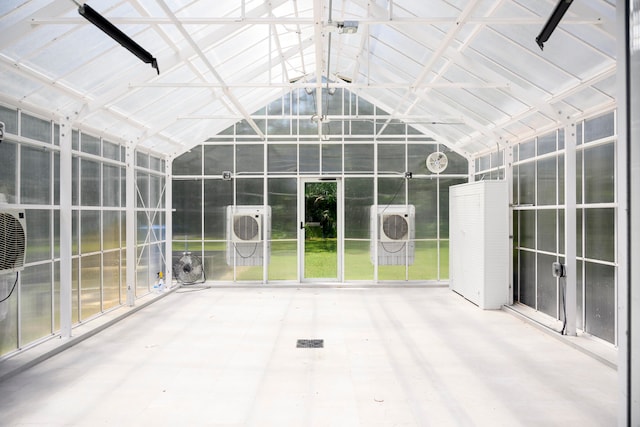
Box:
[0,209,27,273]
[226,205,271,266]
[370,205,415,265]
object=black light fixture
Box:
[78,3,160,74]
[535,0,573,51]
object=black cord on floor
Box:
[0,272,19,303]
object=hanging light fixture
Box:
[78,3,160,74]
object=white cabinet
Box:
[449,180,509,309]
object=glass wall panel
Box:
[173,147,202,175]
[537,210,557,253]
[268,178,297,239]
[0,274,18,353]
[81,159,100,206]
[268,241,297,281]
[583,112,614,143]
[378,178,405,205]
[26,209,51,263]
[408,143,437,174]
[103,141,120,161]
[378,144,405,173]
[518,162,535,205]
[204,180,233,240]
[322,144,342,173]
[520,210,535,250]
[445,150,469,175]
[20,263,52,345]
[439,240,449,280]
[136,171,149,208]
[299,144,320,173]
[519,250,536,308]
[81,210,100,253]
[236,144,264,173]
[536,157,557,205]
[584,262,615,342]
[537,253,557,317]
[80,254,101,319]
[236,178,264,205]
[81,133,100,156]
[537,132,557,155]
[344,144,373,173]
[410,179,437,239]
[268,144,297,173]
[102,250,120,310]
[345,178,374,239]
[103,211,120,251]
[21,146,50,204]
[584,208,615,262]
[136,246,149,294]
[584,143,615,204]
[172,180,202,240]
[21,114,51,143]
[519,140,535,160]
[0,141,17,203]
[408,241,438,280]
[345,240,374,280]
[103,165,120,207]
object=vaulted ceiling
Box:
[0,0,617,158]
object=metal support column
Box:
[564,121,577,337]
[59,117,72,338]
[125,143,136,306]
[505,144,514,305]
[165,159,172,286]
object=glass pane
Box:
[410,179,437,239]
[81,210,100,253]
[378,144,405,174]
[103,211,120,250]
[584,262,615,343]
[558,154,565,205]
[445,149,468,175]
[72,257,79,323]
[584,111,615,143]
[81,133,100,155]
[201,241,232,281]
[268,178,297,239]
[172,180,202,240]
[0,105,18,134]
[518,250,535,308]
[345,178,374,239]
[537,210,557,253]
[344,144,373,173]
[408,143,437,175]
[21,145,50,204]
[102,250,120,310]
[537,132,557,155]
[268,144,297,173]
[54,152,60,205]
[103,140,120,161]
[136,245,149,295]
[299,144,320,173]
[518,162,535,205]
[103,165,120,207]
[408,241,438,280]
[584,208,615,262]
[345,240,374,280]
[21,114,51,143]
[236,144,264,173]
[81,159,100,206]
[322,144,342,173]
[268,241,297,280]
[26,209,51,263]
[204,180,233,240]
[0,141,17,203]
[204,145,234,175]
[439,240,449,280]
[173,147,202,175]
[136,171,149,209]
[536,157,557,205]
[149,243,164,289]
[576,151,583,204]
[584,143,614,203]
[537,253,557,317]
[20,263,52,345]
[236,178,264,205]
[149,175,162,210]
[80,254,101,319]
[378,178,405,205]
[136,151,149,169]
[519,140,535,160]
[520,210,535,249]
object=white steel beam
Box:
[125,143,136,307]
[58,117,73,338]
[563,119,577,337]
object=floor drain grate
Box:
[297,339,324,348]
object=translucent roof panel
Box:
[0,0,616,158]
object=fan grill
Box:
[382,214,408,240]
[0,212,26,272]
[175,253,204,284]
[234,215,260,241]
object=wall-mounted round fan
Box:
[426,151,448,174]
[174,252,205,284]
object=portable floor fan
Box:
[174,252,205,285]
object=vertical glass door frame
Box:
[298,177,343,282]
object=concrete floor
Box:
[0,286,617,426]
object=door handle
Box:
[300,221,304,230]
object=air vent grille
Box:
[0,211,26,272]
